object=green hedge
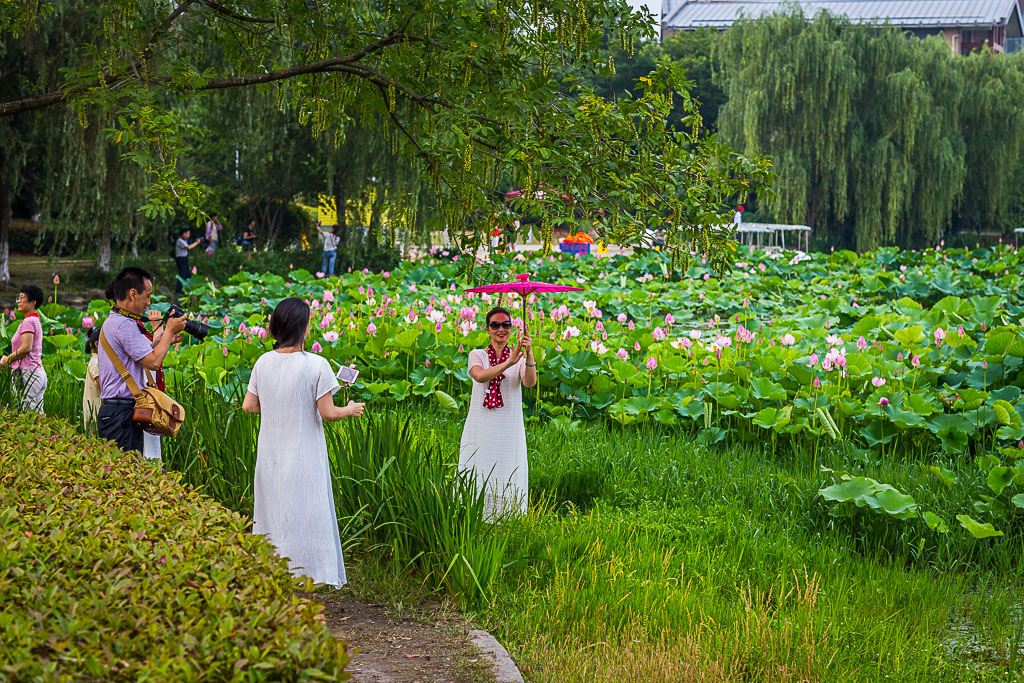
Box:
[0,410,350,680]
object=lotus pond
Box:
[8,243,1024,680]
[11,243,1024,541]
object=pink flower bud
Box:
[878,397,889,407]
[645,357,658,371]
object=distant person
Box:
[205,212,223,254]
[174,228,201,295]
[83,325,102,433]
[734,205,744,226]
[1,284,47,414]
[242,297,365,587]
[316,222,342,276]
[97,267,186,454]
[458,306,536,520]
[240,218,257,251]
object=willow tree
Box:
[1,0,771,282]
[954,54,1024,234]
[715,11,964,250]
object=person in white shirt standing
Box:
[316,222,342,276]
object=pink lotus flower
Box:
[911,355,920,368]
[316,272,325,278]
[367,322,377,335]
[617,348,628,360]
[311,341,323,353]
[191,266,197,275]
[53,274,60,285]
[878,397,889,407]
[596,321,605,332]
[383,271,391,279]
[645,357,658,371]
[812,377,821,389]
[856,336,868,351]
[665,313,675,325]
[617,313,628,323]
[933,327,946,347]
[897,352,903,361]
[634,341,641,351]
[424,358,431,367]
[628,320,635,331]
[957,325,965,338]
[680,338,693,349]
[780,333,796,346]
[871,376,886,388]
[698,293,705,301]
[323,331,339,343]
[323,290,335,303]
[808,353,819,367]
[82,316,94,329]
[652,327,667,341]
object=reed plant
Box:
[326,411,512,608]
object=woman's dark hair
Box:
[180,227,191,237]
[85,324,102,355]
[19,284,45,309]
[247,217,256,226]
[331,225,340,236]
[268,298,310,350]
[485,306,512,326]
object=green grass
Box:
[7,373,1023,681]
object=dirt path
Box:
[301,592,496,683]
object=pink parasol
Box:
[465,273,583,334]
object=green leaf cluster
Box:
[0,410,350,680]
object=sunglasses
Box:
[488,321,513,330]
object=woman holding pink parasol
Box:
[459,306,536,520]
[460,274,580,519]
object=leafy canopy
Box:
[1,0,771,272]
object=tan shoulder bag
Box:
[99,330,185,437]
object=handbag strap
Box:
[99,329,143,398]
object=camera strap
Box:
[110,306,165,391]
[111,305,147,323]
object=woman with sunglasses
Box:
[458,306,537,520]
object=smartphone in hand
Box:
[336,365,360,385]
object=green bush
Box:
[0,410,350,680]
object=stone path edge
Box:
[467,629,525,683]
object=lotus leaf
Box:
[922,511,949,533]
[986,466,1016,496]
[956,514,1004,539]
[434,390,460,412]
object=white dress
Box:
[459,348,528,520]
[247,350,346,587]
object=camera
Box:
[165,304,210,342]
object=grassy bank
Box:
[11,370,1024,681]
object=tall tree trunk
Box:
[97,223,111,272]
[333,172,350,250]
[0,151,10,286]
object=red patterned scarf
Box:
[483,344,510,409]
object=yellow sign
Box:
[318,193,337,226]
[597,241,608,254]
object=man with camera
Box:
[98,267,187,454]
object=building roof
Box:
[664,0,1021,29]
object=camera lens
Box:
[183,319,210,342]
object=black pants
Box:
[97,402,143,454]
[175,256,190,294]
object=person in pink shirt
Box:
[1,284,47,413]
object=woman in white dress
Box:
[242,298,365,586]
[459,306,537,520]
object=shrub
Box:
[0,410,350,680]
